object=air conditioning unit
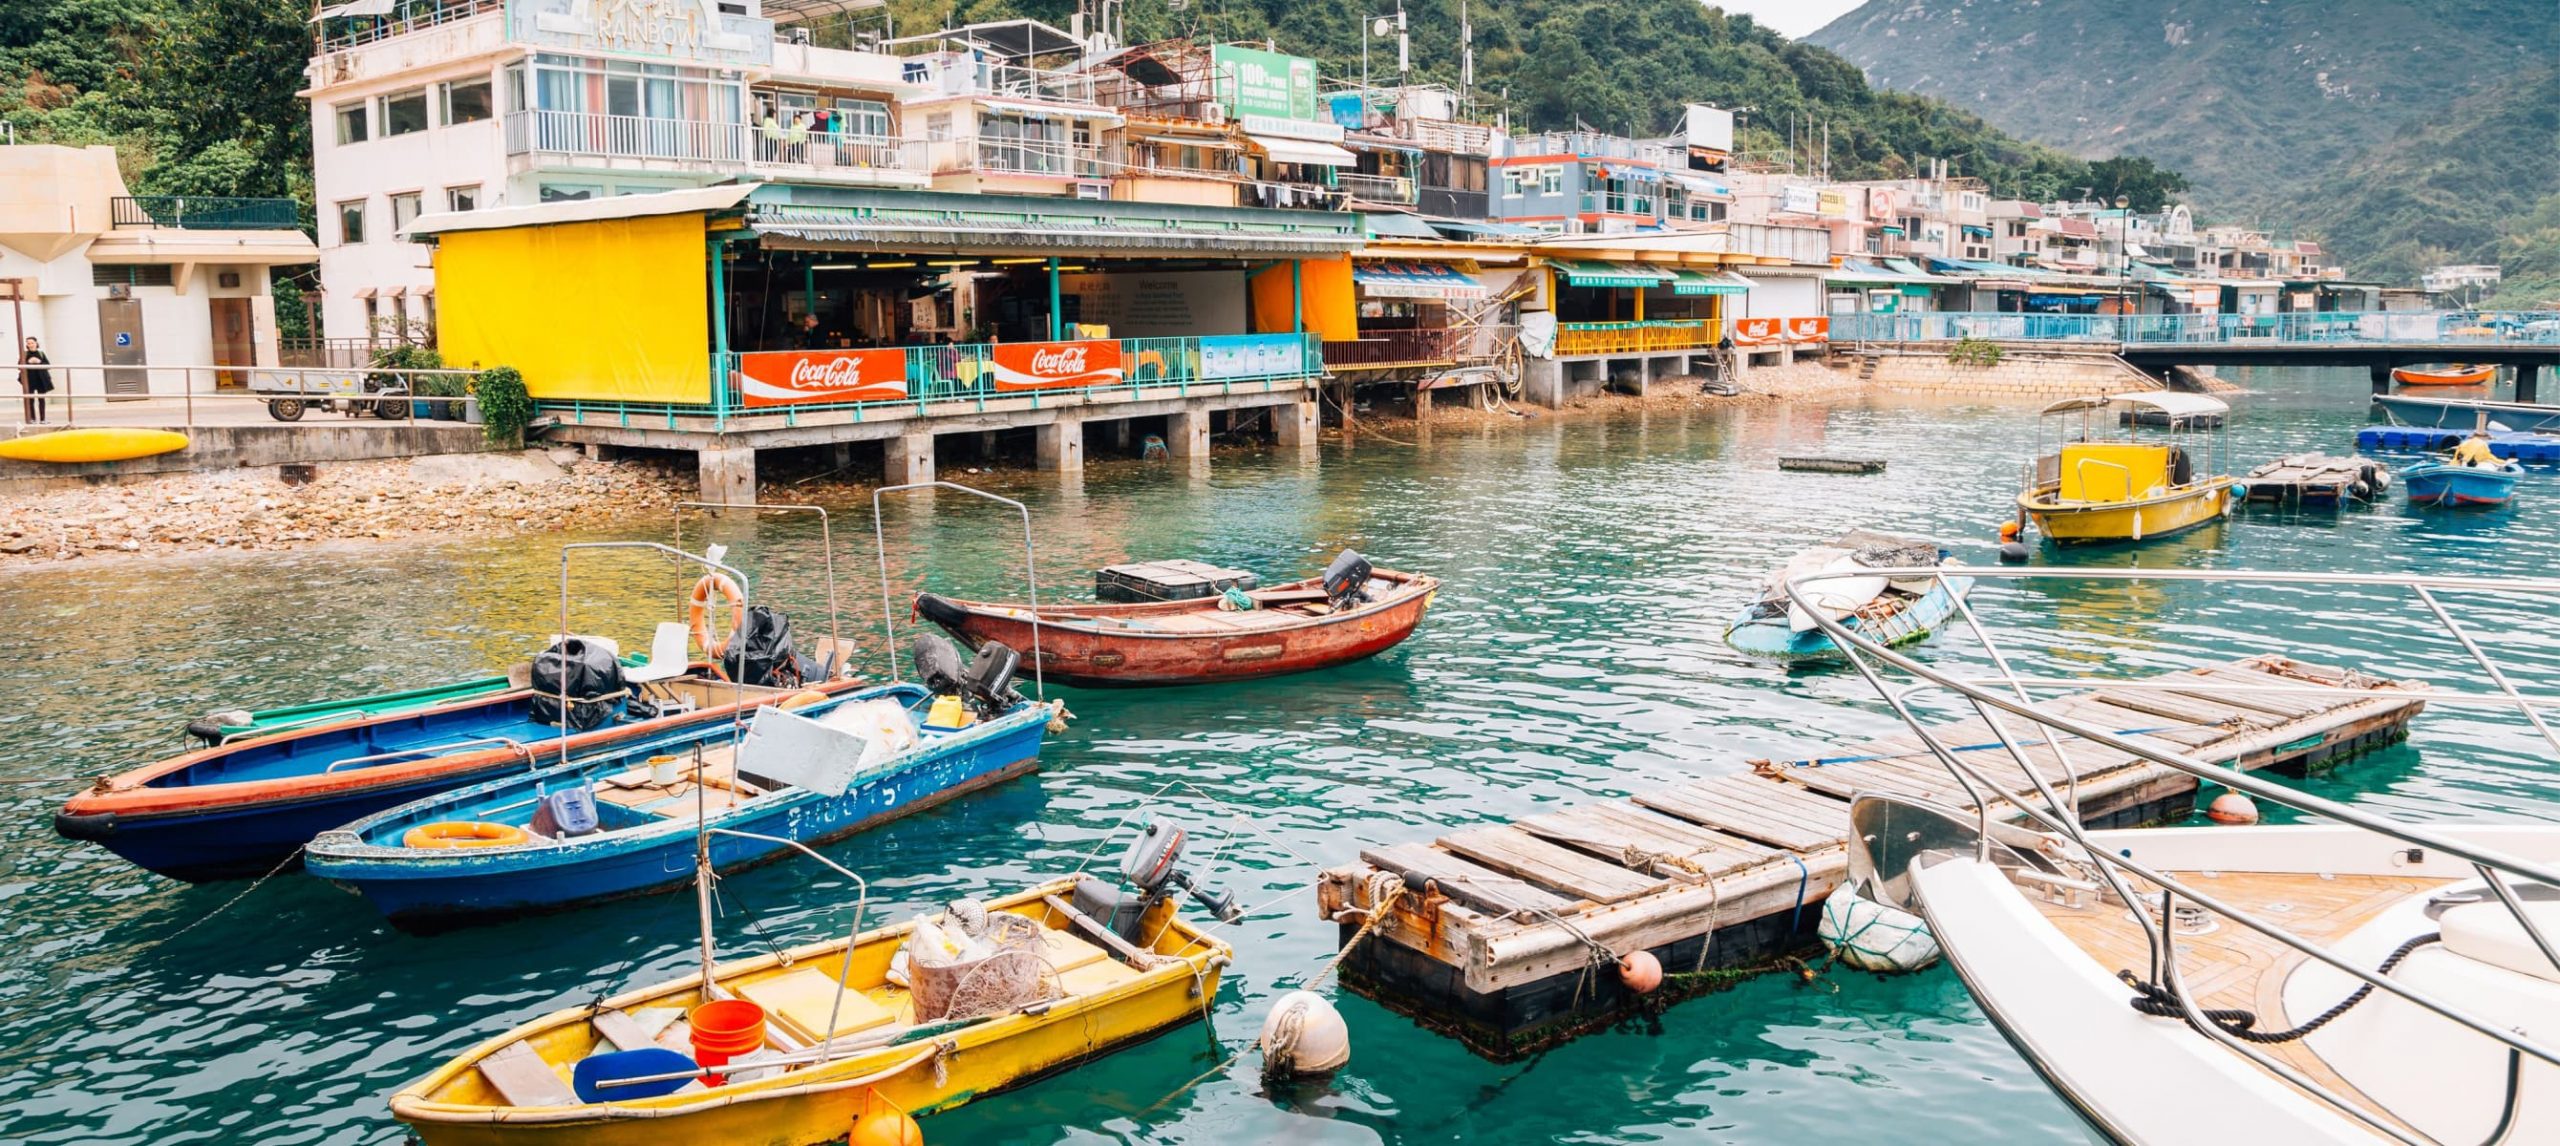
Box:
[1203,104,1226,124]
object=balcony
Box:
[1553,319,1721,356]
[1243,182,1349,211]
[316,0,500,52]
[1323,329,1456,370]
[112,196,301,230]
[750,131,927,184]
[1418,187,1489,219]
[505,110,748,164]
[967,138,1104,179]
[1336,172,1416,206]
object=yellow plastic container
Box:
[924,695,972,729]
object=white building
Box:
[0,144,315,398]
[302,0,943,343]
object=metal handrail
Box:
[675,503,844,679]
[1791,565,2560,1138]
[870,482,1042,699]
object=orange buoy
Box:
[851,1089,924,1146]
[2207,792,2261,825]
[1997,520,2022,541]
[401,821,530,849]
[1617,949,1663,994]
[779,689,830,710]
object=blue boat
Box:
[2373,393,2560,433]
[302,682,1050,928]
[2401,460,2523,508]
[1725,533,1973,661]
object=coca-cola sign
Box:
[735,349,908,407]
[990,339,1124,391]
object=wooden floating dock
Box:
[1778,455,1888,474]
[2242,453,2388,506]
[1315,654,2426,1061]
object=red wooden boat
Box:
[914,561,1438,687]
[2393,364,2497,387]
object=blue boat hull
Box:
[1725,576,1974,661]
[306,690,1048,927]
[2402,462,2521,508]
[2374,394,2560,433]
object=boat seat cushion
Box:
[2438,900,2560,985]
[739,967,896,1044]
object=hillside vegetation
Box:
[1812,0,2560,303]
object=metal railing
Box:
[0,362,482,435]
[1323,329,1455,369]
[542,332,1324,428]
[1335,171,1417,205]
[750,130,919,174]
[315,0,502,52]
[281,336,433,370]
[112,196,301,230]
[1800,566,2560,1145]
[1242,182,1349,211]
[967,137,1103,178]
[504,110,749,163]
[1831,309,2560,347]
[1553,318,1721,356]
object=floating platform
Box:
[2241,453,2388,506]
[1777,455,1887,475]
[1315,654,2425,1061]
[2356,425,2560,462]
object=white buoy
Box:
[2207,791,2261,824]
[1257,990,1351,1077]
[1818,883,1942,973]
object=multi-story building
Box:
[2423,263,2502,300]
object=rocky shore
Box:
[0,449,692,568]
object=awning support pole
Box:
[1047,258,1062,341]
[1292,259,1304,334]
[709,238,731,414]
[1634,283,1645,322]
[803,259,816,319]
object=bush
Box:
[1947,336,2005,368]
[475,365,532,446]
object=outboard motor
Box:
[1321,549,1374,610]
[963,641,1023,719]
[720,605,809,688]
[912,631,968,696]
[530,637,627,730]
[1070,818,1244,944]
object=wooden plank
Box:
[478,1040,577,1108]
[1778,757,1966,804]
[1515,804,1768,878]
[1438,826,1665,905]
[1636,778,1845,851]
[2176,666,2332,718]
[1692,775,1857,835]
[2089,685,2259,728]
[1359,842,1574,918]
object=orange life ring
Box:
[401,820,529,849]
[688,573,747,662]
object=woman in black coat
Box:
[20,336,51,424]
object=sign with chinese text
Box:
[1199,333,1307,380]
[1212,44,1319,121]
[510,0,774,67]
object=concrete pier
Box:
[1274,399,1319,450]
[1166,408,1210,458]
[886,431,933,486]
[696,447,755,504]
[1034,415,1083,473]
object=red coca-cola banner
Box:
[1788,316,1830,343]
[1732,318,1781,346]
[1731,317,1830,346]
[735,349,909,407]
[988,339,1124,391]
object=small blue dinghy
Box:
[2401,460,2523,508]
[305,640,1052,929]
[1725,532,1973,661]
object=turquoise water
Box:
[5,368,2557,1144]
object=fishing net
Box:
[911,912,1056,1021]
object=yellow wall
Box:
[436,212,711,404]
[1249,256,1356,341]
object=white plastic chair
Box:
[625,622,691,691]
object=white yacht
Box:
[1795,567,2560,1145]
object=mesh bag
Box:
[910,912,1055,1021]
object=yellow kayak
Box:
[390,877,1232,1146]
[0,427,189,463]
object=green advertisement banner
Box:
[1212,44,1319,121]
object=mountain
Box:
[1809,0,2560,301]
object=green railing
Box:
[112,196,303,230]
[540,332,1325,430]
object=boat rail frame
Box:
[674,501,846,676]
[1789,565,2560,1144]
[869,482,1046,699]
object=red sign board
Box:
[735,349,909,407]
[1732,317,1830,346]
[988,339,1124,391]
[1789,316,1830,343]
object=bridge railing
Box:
[1832,310,2560,347]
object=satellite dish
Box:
[1372,17,1393,36]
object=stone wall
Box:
[1864,348,2161,398]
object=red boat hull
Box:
[918,571,1438,687]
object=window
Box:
[446,185,479,212]
[91,264,175,288]
[390,192,423,235]
[382,88,429,136]
[1499,168,1526,198]
[539,183,600,202]
[925,112,952,142]
[338,199,367,245]
[335,101,369,145]
[441,78,493,125]
[1539,165,1561,195]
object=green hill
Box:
[1810,0,2560,302]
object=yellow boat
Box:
[0,427,189,463]
[2018,392,2235,545]
[390,876,1232,1145]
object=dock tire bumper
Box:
[53,809,116,842]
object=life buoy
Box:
[688,573,747,662]
[402,820,530,849]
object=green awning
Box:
[1668,269,1751,296]
[1549,258,1671,288]
[1897,284,1935,297]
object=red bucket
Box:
[688,999,768,1085]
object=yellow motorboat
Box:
[391,873,1232,1146]
[2018,392,2235,544]
[0,427,188,463]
